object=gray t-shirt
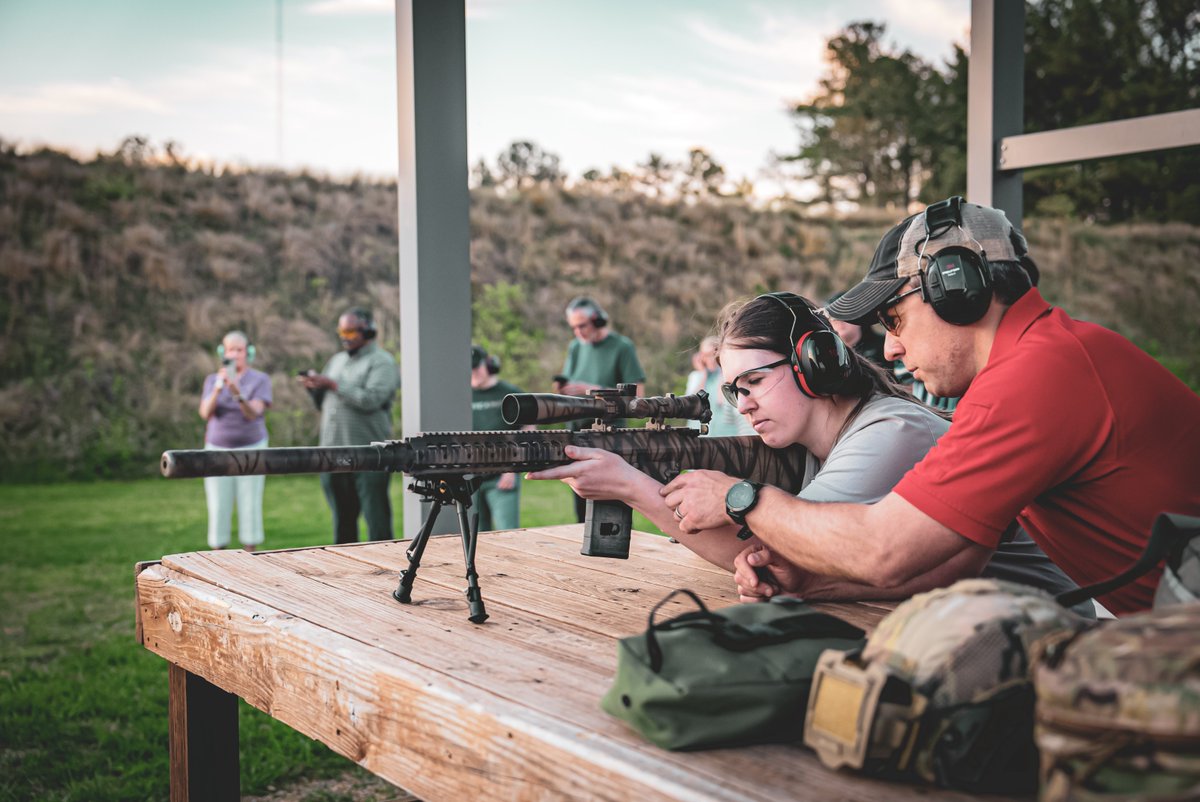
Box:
[799,395,946,504]
[796,394,1089,611]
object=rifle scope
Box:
[502,388,711,426]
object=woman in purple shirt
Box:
[199,331,273,550]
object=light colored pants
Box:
[204,437,268,549]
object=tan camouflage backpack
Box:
[803,578,1090,794]
[1033,603,1200,802]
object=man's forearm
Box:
[744,489,986,589]
[786,543,989,600]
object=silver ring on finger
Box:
[674,506,684,520]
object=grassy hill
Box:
[1,141,1196,480]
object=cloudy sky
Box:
[0,0,969,190]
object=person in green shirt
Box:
[470,345,533,531]
[557,297,646,521]
[299,308,399,544]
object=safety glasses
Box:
[337,327,363,338]
[720,358,790,406]
[875,286,923,333]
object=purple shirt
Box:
[202,368,273,448]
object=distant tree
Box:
[495,141,563,189]
[913,44,968,204]
[783,22,929,209]
[115,135,153,165]
[677,148,726,198]
[471,157,497,188]
[1021,0,1200,222]
[472,281,544,392]
[635,152,676,198]
[783,4,1199,221]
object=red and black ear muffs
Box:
[759,292,856,398]
[917,197,994,326]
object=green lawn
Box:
[0,475,655,801]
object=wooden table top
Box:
[135,525,1026,802]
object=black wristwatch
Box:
[726,480,763,540]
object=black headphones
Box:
[566,296,608,328]
[347,307,378,339]
[471,344,501,375]
[918,197,993,326]
[760,292,857,398]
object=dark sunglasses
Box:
[720,358,790,406]
[875,286,923,333]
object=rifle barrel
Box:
[161,445,394,479]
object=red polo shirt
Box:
[895,289,1200,614]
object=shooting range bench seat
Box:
[135,525,1029,802]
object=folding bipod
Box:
[392,476,488,624]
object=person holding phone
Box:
[298,308,399,544]
[199,330,273,550]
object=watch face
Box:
[727,480,756,511]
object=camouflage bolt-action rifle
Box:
[161,385,808,623]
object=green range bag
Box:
[601,589,866,751]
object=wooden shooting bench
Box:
[135,525,1028,801]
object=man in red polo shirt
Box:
[662,197,1200,615]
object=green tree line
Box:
[783,0,1199,222]
[1,138,1196,482]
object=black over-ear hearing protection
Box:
[760,292,856,398]
[471,344,501,375]
[918,197,993,326]
[348,307,377,339]
[566,296,608,328]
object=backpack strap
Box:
[1056,512,1200,609]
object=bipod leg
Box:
[454,497,488,624]
[392,482,443,604]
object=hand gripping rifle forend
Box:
[502,387,713,427]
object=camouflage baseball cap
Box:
[827,200,1032,325]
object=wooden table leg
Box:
[169,663,240,801]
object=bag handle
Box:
[1056,512,1200,609]
[645,589,720,672]
[643,591,865,672]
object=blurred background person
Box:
[470,344,534,531]
[299,308,399,544]
[198,330,273,551]
[557,296,646,521]
[685,336,755,436]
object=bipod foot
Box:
[392,570,415,604]
[466,587,488,624]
